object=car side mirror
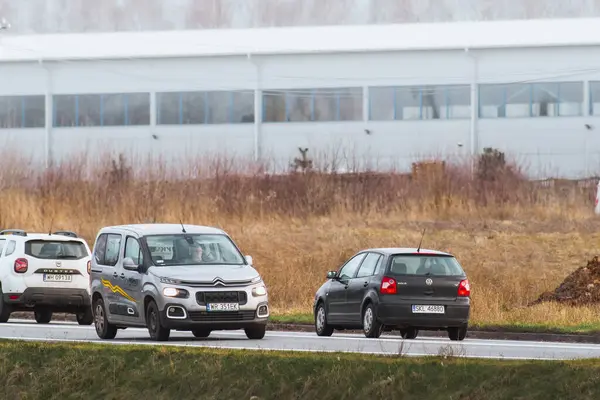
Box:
[123,257,140,271]
[245,255,253,265]
[327,270,338,280]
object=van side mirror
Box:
[245,255,253,265]
[123,257,139,271]
[327,270,338,280]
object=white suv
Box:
[0,229,93,325]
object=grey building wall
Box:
[2,0,600,34]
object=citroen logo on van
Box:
[425,278,433,286]
[212,277,225,286]
[55,261,62,267]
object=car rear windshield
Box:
[25,240,88,260]
[387,254,465,276]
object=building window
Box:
[479,82,583,118]
[262,87,363,122]
[0,95,45,129]
[369,85,470,120]
[589,81,600,116]
[156,90,254,125]
[53,93,150,127]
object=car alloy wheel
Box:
[314,303,333,336]
[362,303,383,338]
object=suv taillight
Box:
[458,279,470,297]
[380,276,397,295]
[14,258,28,273]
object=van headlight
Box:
[250,276,262,284]
[252,285,267,297]
[162,287,189,298]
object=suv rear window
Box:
[25,240,88,260]
[387,254,466,276]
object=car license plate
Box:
[43,274,72,282]
[206,303,239,311]
[412,305,444,314]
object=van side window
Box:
[0,239,6,256]
[94,234,108,265]
[124,236,143,265]
[104,234,122,267]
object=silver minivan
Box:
[89,223,269,341]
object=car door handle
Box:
[363,281,368,287]
[113,272,118,278]
[120,273,125,279]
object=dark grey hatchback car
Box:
[313,248,471,340]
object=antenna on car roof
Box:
[48,218,53,236]
[416,228,426,253]
[180,220,187,233]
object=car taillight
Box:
[87,260,91,275]
[380,276,397,295]
[458,279,470,297]
[14,258,28,273]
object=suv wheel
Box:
[76,306,94,325]
[400,327,419,339]
[192,329,211,338]
[362,303,383,338]
[244,325,266,339]
[448,324,468,341]
[93,297,117,339]
[314,302,334,337]
[146,300,170,341]
[0,287,11,323]
[34,309,52,324]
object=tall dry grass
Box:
[1,147,599,328]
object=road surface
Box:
[1,319,599,360]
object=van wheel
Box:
[400,327,419,339]
[314,302,334,337]
[146,300,170,341]
[34,309,52,324]
[362,303,383,338]
[448,324,468,341]
[244,325,266,339]
[0,287,11,323]
[93,297,117,339]
[76,306,94,325]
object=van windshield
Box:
[145,234,245,266]
[387,254,466,276]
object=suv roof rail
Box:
[0,229,27,237]
[52,230,78,238]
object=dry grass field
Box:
[2,148,600,331]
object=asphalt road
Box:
[1,319,600,360]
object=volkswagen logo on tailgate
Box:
[425,278,433,286]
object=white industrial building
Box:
[1,17,600,178]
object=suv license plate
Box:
[206,303,239,312]
[43,274,72,282]
[412,305,444,314]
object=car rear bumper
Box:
[3,287,91,311]
[158,301,270,330]
[377,298,470,329]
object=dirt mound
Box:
[531,256,600,306]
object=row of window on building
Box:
[2,81,600,129]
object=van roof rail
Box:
[0,229,27,237]
[52,230,78,238]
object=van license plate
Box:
[206,303,239,311]
[43,274,72,282]
[412,305,444,314]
